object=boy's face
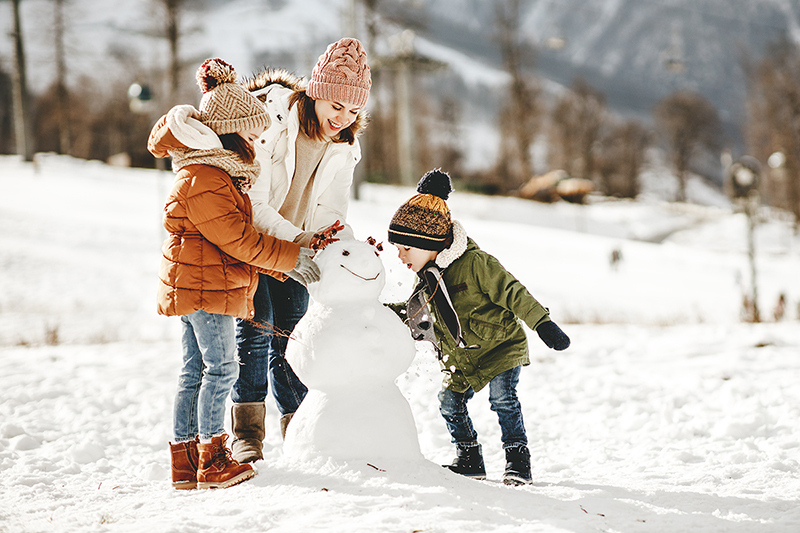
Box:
[394,244,438,273]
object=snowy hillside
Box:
[0,0,346,95]
[4,0,799,164]
[382,0,800,141]
[1,155,799,532]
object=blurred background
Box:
[1,0,800,223]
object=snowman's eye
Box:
[342,250,350,256]
[374,251,379,257]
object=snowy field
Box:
[1,154,799,532]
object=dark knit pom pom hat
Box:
[388,169,454,252]
[196,58,271,135]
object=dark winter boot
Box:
[231,402,266,463]
[197,434,255,489]
[443,442,486,480]
[169,437,199,490]
[279,412,294,441]
[503,444,532,486]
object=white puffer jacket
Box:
[248,71,367,242]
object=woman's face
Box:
[314,99,360,138]
[237,125,266,146]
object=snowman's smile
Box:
[340,264,379,281]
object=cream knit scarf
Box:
[169,147,261,194]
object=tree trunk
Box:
[165,0,181,105]
[54,0,71,155]
[11,0,34,161]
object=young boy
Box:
[387,169,570,486]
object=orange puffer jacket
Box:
[149,114,300,319]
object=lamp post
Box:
[728,155,762,322]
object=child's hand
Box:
[536,321,570,351]
[310,220,345,251]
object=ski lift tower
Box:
[377,30,447,186]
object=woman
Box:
[230,38,372,463]
[148,58,319,489]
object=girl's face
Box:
[314,99,360,138]
[237,125,266,147]
[394,244,438,273]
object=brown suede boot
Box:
[169,437,199,490]
[196,434,255,489]
[280,412,294,441]
[231,402,266,463]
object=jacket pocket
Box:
[468,314,510,341]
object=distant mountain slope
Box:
[379,0,800,148]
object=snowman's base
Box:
[283,389,423,463]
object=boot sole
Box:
[502,474,532,486]
[197,469,255,489]
[443,465,486,480]
[172,480,197,490]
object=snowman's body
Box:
[284,240,422,462]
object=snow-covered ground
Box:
[1,154,799,532]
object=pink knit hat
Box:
[306,38,371,108]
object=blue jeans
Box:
[174,310,239,441]
[231,274,308,415]
[438,366,527,449]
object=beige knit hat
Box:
[306,38,372,108]
[196,58,271,135]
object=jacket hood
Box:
[244,67,369,139]
[147,105,222,159]
[245,68,306,95]
[435,220,469,269]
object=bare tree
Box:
[163,0,183,106]
[53,0,71,154]
[654,90,721,203]
[496,0,541,193]
[745,36,800,228]
[10,0,34,161]
[0,69,13,153]
[596,120,651,198]
[548,77,606,183]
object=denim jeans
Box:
[438,365,527,449]
[173,310,239,441]
[231,273,309,415]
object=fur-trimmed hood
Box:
[435,220,468,269]
[245,68,306,95]
[244,67,368,139]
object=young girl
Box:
[387,169,571,486]
[148,58,319,489]
[229,38,372,463]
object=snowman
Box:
[283,239,423,463]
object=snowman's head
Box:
[310,239,385,304]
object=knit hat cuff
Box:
[388,224,449,252]
[307,80,369,108]
[204,112,270,136]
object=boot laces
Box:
[211,436,239,467]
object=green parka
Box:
[390,221,551,393]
